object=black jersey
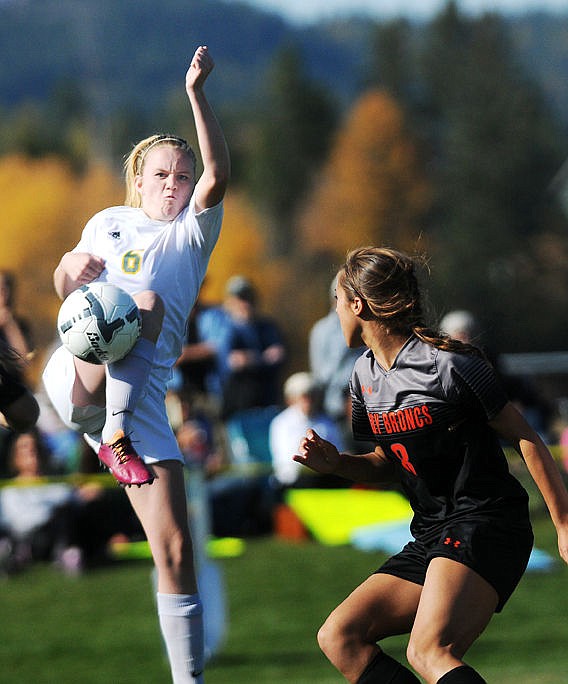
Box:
[0,358,27,411]
[350,337,529,540]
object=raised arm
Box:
[490,401,568,564]
[186,46,230,212]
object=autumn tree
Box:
[202,191,286,303]
[298,89,431,262]
[0,155,123,381]
[291,90,432,334]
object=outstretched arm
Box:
[491,401,568,564]
[293,429,396,484]
[186,46,230,212]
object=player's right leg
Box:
[317,572,422,683]
[99,290,164,440]
[42,344,153,486]
[97,290,164,486]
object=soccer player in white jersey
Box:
[42,46,229,684]
[293,247,568,684]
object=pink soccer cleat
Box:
[98,430,154,487]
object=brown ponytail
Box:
[339,247,483,357]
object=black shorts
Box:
[375,515,534,612]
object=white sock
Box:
[157,592,205,684]
[102,337,155,443]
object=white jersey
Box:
[43,195,224,464]
[74,194,223,388]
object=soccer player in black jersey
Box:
[0,339,39,433]
[294,247,568,684]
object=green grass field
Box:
[1,512,567,683]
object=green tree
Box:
[368,18,415,102]
[244,45,337,257]
[419,6,568,350]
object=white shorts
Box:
[42,346,184,465]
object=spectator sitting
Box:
[221,275,286,419]
[0,429,120,574]
[269,372,346,489]
[170,387,226,477]
[0,429,86,574]
[440,309,551,440]
[439,309,478,344]
[174,291,228,404]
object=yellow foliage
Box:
[201,192,287,309]
[0,155,122,383]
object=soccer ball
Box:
[57,282,141,364]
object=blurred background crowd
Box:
[1,262,565,578]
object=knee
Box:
[133,290,165,341]
[406,633,445,679]
[316,617,337,659]
[317,613,353,665]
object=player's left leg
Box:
[126,460,203,684]
[406,557,497,683]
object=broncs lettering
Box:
[367,405,432,435]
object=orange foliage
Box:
[298,90,431,260]
[201,192,289,310]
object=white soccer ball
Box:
[57,282,141,364]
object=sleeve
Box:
[350,366,376,443]
[186,196,224,257]
[73,213,100,254]
[440,351,508,421]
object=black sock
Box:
[357,651,421,684]
[437,665,487,683]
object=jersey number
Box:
[122,250,143,274]
[390,443,417,475]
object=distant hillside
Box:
[1,0,567,126]
[0,0,367,113]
